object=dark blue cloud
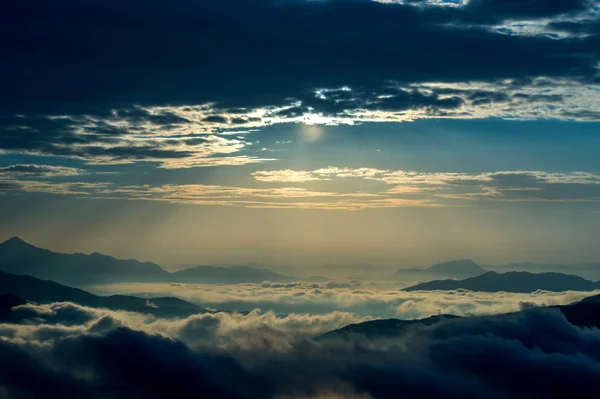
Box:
[2,308,600,398]
[0,0,598,117]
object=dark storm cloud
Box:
[202,115,229,124]
[0,0,598,117]
[2,303,600,398]
[0,0,598,167]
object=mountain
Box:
[403,271,600,293]
[317,294,600,341]
[316,314,460,341]
[0,237,321,286]
[426,259,485,274]
[171,265,293,283]
[556,299,600,329]
[0,293,27,319]
[488,262,600,281]
[0,269,204,318]
[395,259,487,280]
[0,236,170,286]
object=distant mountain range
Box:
[488,262,600,280]
[403,271,600,293]
[317,292,600,341]
[0,236,170,285]
[395,259,600,282]
[0,237,324,286]
[0,269,205,318]
[3,236,600,288]
[317,315,460,341]
[395,259,487,280]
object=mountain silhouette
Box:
[489,262,600,281]
[0,237,318,286]
[316,314,460,341]
[317,293,600,340]
[0,269,204,317]
[403,271,600,293]
[0,236,170,286]
[0,293,27,320]
[395,259,487,279]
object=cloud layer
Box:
[2,167,599,209]
[1,0,599,170]
[2,298,600,398]
[87,281,598,319]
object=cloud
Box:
[251,167,600,204]
[2,0,598,115]
[252,170,328,183]
[0,0,599,169]
[0,180,112,196]
[87,281,597,319]
[3,302,364,348]
[0,112,275,169]
[463,0,591,20]
[0,165,86,178]
[2,168,599,208]
[0,179,436,210]
[2,299,600,398]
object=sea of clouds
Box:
[88,280,599,319]
[2,297,600,398]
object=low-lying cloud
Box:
[87,281,598,319]
[2,299,600,398]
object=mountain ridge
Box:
[395,259,487,279]
[403,271,600,293]
[317,292,600,341]
[0,236,170,285]
[0,269,205,317]
[0,237,309,285]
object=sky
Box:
[1,0,600,267]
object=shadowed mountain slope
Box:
[395,259,487,280]
[0,236,170,286]
[0,237,313,285]
[316,314,460,341]
[0,293,27,319]
[0,269,204,318]
[318,293,600,341]
[403,271,600,293]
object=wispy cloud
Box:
[2,168,600,208]
[252,170,327,183]
[252,168,600,204]
[0,164,86,178]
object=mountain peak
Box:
[1,236,33,248]
[426,259,486,274]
